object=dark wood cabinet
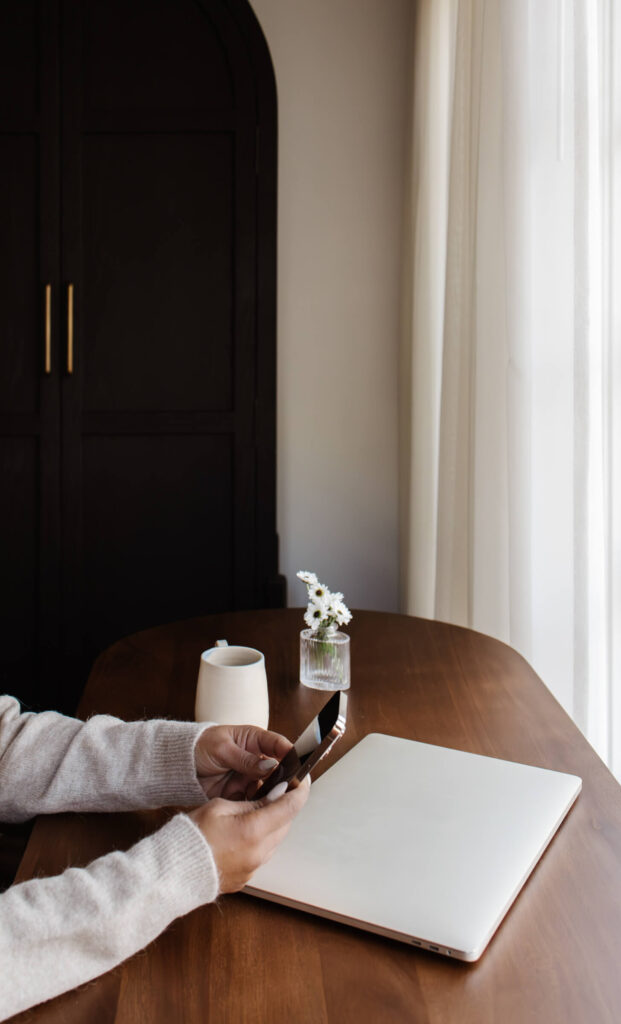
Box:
[0,0,281,714]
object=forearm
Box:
[0,695,211,821]
[0,813,219,1021]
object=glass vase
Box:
[299,628,350,691]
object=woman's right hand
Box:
[188,777,310,893]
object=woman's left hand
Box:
[194,724,292,800]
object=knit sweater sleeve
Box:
[0,812,220,1021]
[0,695,212,821]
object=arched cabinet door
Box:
[0,0,280,712]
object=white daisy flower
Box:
[311,583,329,602]
[331,599,352,626]
[304,601,326,629]
[297,570,318,586]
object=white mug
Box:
[195,640,269,729]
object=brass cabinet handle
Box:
[67,284,74,374]
[44,284,52,374]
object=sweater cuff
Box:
[146,721,216,808]
[153,813,220,909]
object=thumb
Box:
[208,794,265,819]
[225,745,280,779]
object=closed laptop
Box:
[245,733,581,961]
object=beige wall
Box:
[250,0,413,612]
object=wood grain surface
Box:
[10,609,621,1023]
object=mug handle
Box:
[215,639,228,648]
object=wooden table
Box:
[11,609,621,1023]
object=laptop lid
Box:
[245,733,581,961]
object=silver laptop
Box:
[245,733,581,961]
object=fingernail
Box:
[265,781,288,802]
[258,758,279,773]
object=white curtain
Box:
[401,0,621,776]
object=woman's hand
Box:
[194,724,293,800]
[189,776,310,892]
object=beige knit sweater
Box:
[0,695,220,1020]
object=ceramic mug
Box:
[195,640,269,729]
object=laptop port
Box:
[428,944,439,951]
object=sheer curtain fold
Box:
[401,0,621,775]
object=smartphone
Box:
[257,691,347,798]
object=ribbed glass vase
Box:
[299,627,350,691]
